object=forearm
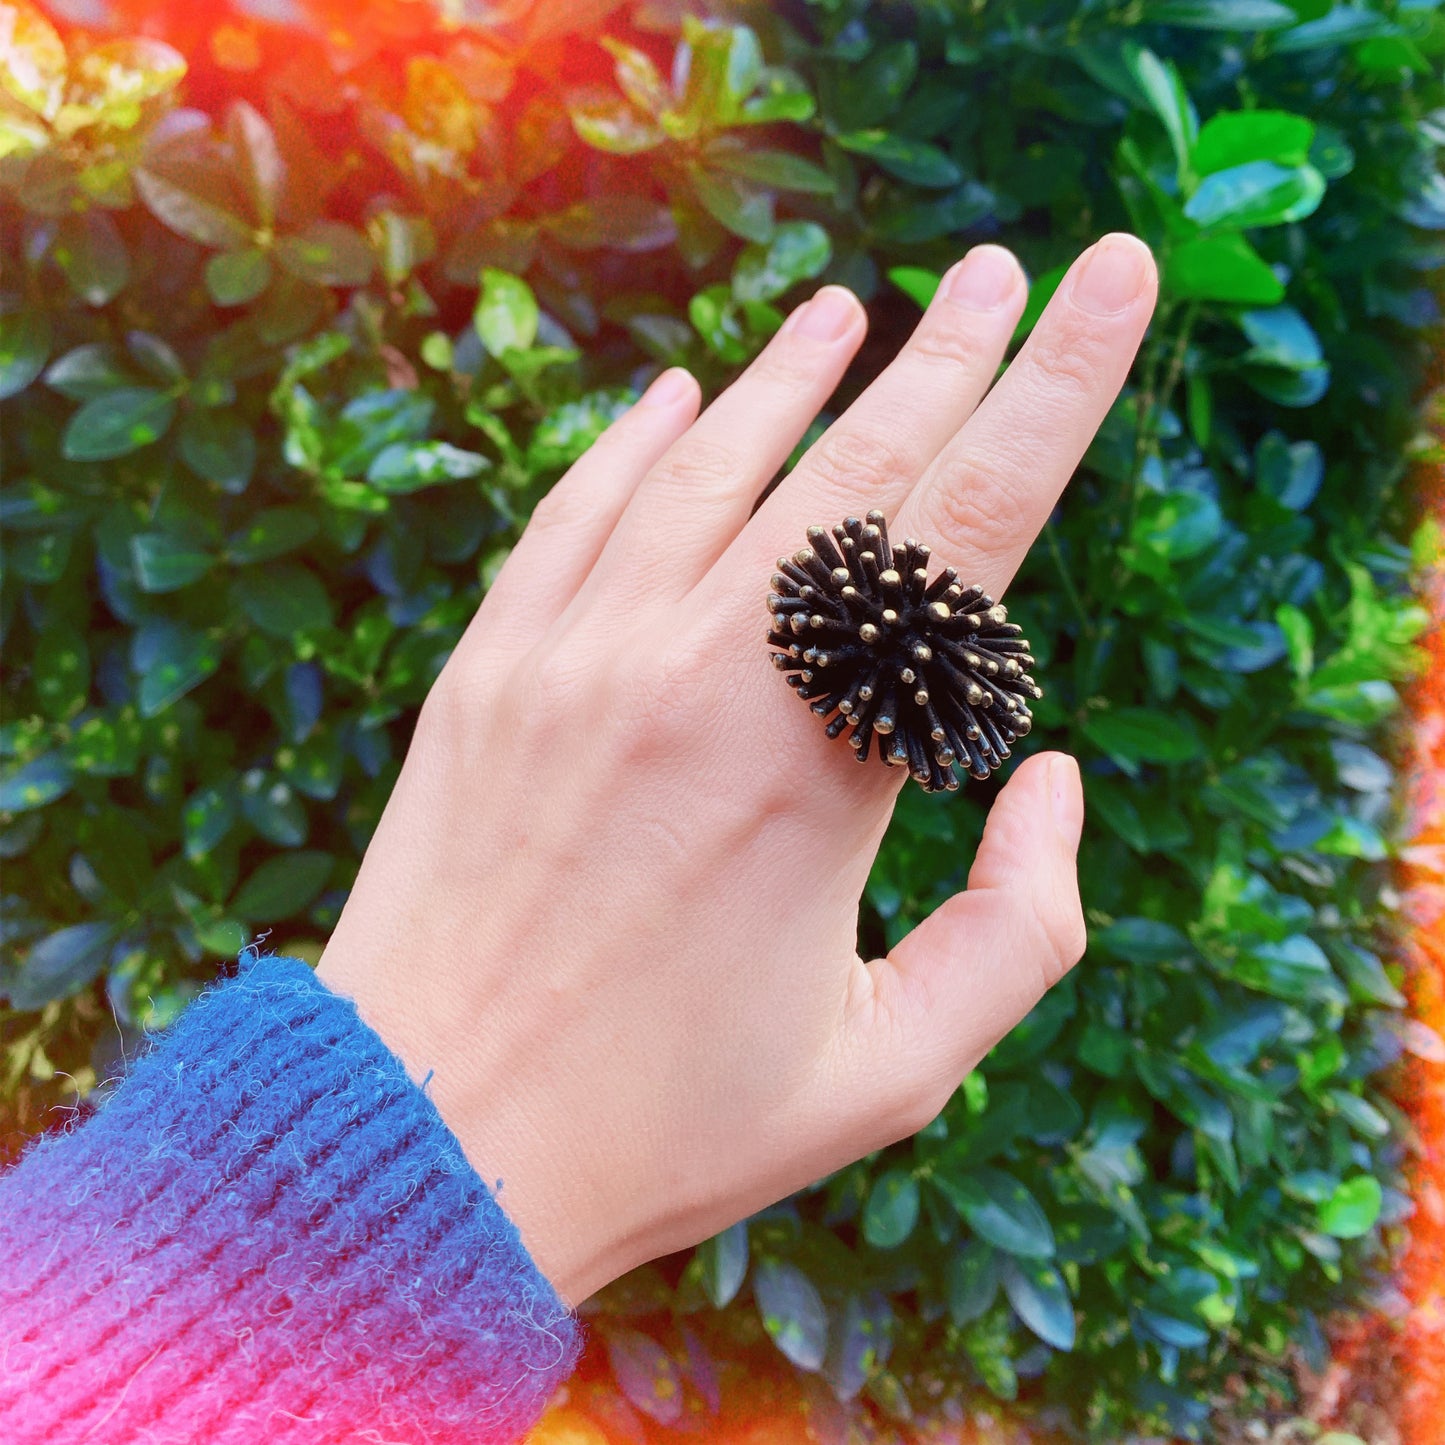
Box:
[0,954,582,1444]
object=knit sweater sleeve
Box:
[0,952,584,1444]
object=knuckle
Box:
[916,454,1020,565]
[908,315,993,373]
[526,479,582,533]
[804,424,917,503]
[1028,891,1088,990]
[751,340,827,400]
[1021,326,1109,407]
[649,435,739,495]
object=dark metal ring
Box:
[766,510,1042,793]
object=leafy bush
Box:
[1,0,1440,1437]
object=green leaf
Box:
[130,532,214,593]
[1273,6,1394,54]
[61,387,176,461]
[0,306,51,399]
[863,1169,920,1249]
[184,781,238,861]
[367,441,490,494]
[1240,306,1322,369]
[1192,110,1314,175]
[933,1166,1055,1258]
[135,166,253,249]
[232,564,335,638]
[228,100,282,229]
[225,507,319,565]
[688,166,775,243]
[604,1328,684,1426]
[707,145,834,194]
[731,220,831,303]
[230,849,333,922]
[475,268,540,356]
[0,753,72,813]
[1318,1175,1382,1238]
[178,407,257,491]
[1124,43,1197,180]
[567,86,664,154]
[753,1259,829,1371]
[132,620,221,717]
[1000,1257,1075,1350]
[54,211,129,306]
[697,1221,749,1309]
[239,769,308,847]
[44,342,136,400]
[1081,707,1206,767]
[1183,160,1326,228]
[833,130,961,187]
[946,1241,1000,1325]
[1255,431,1323,507]
[274,222,374,287]
[1164,232,1285,304]
[1143,0,1296,29]
[13,923,115,1007]
[205,248,273,306]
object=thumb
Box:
[841,751,1087,1139]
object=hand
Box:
[317,233,1159,1307]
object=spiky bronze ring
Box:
[766,510,1043,793]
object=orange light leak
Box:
[26,3,1445,1441]
[1388,346,1445,1444]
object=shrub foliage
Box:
[1,0,1441,1436]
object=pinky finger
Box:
[453,366,701,673]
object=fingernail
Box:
[788,285,860,342]
[1049,754,1084,849]
[942,245,1020,311]
[1070,233,1152,316]
[640,367,694,408]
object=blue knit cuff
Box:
[0,952,584,1444]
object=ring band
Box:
[766,510,1043,792]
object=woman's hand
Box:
[317,233,1159,1308]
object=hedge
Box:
[1,0,1441,1438]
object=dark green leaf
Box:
[205,248,273,306]
[62,387,176,461]
[226,507,319,565]
[135,166,254,249]
[833,130,961,187]
[230,850,333,922]
[178,408,257,491]
[933,1166,1055,1258]
[1081,707,1205,767]
[862,1169,920,1249]
[604,1328,684,1426]
[11,923,115,1007]
[1143,0,1296,29]
[753,1259,828,1371]
[131,619,222,717]
[274,222,375,287]
[0,307,51,399]
[0,753,73,813]
[131,532,214,593]
[945,1241,999,1325]
[232,564,335,637]
[697,1221,749,1309]
[1000,1258,1075,1350]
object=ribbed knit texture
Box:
[0,953,583,1444]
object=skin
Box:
[317,232,1160,1308]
